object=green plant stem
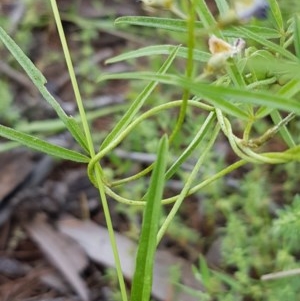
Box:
[111,110,216,187]
[94,166,128,301]
[169,1,195,143]
[50,2,127,300]
[50,0,95,158]
[111,164,154,187]
[104,159,247,206]
[157,125,220,244]
[87,100,213,186]
[247,112,296,148]
[246,76,277,89]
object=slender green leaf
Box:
[166,112,215,180]
[194,0,216,28]
[106,45,210,64]
[130,135,168,301]
[224,26,281,39]
[0,27,64,120]
[0,124,89,163]
[100,71,300,116]
[270,110,296,148]
[0,27,46,86]
[97,72,241,119]
[244,49,300,81]
[188,81,300,115]
[215,0,230,16]
[115,16,190,32]
[234,26,298,61]
[100,46,180,150]
[213,270,242,290]
[199,255,211,289]
[66,117,89,153]
[226,59,246,87]
[16,105,126,134]
[269,0,284,32]
[0,26,89,153]
[255,79,300,118]
[294,15,300,60]
[0,141,20,153]
[115,16,281,40]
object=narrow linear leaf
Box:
[130,135,168,301]
[115,16,280,40]
[166,112,215,179]
[106,45,210,64]
[268,0,284,32]
[215,0,230,16]
[100,46,180,150]
[0,26,89,153]
[234,26,298,61]
[227,59,246,87]
[225,26,281,39]
[66,117,90,153]
[0,26,46,87]
[194,0,216,28]
[294,15,300,60]
[16,105,126,134]
[199,254,211,289]
[255,79,300,118]
[270,110,296,148]
[0,141,20,153]
[0,27,63,118]
[0,125,89,163]
[188,80,300,115]
[115,16,190,32]
[100,72,300,116]
[98,72,249,119]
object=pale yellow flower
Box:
[205,35,245,74]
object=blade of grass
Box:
[0,124,89,163]
[130,135,168,301]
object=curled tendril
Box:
[87,100,298,206]
[216,108,298,164]
[87,100,213,189]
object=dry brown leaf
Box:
[58,216,203,301]
[25,214,89,301]
[0,151,32,200]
